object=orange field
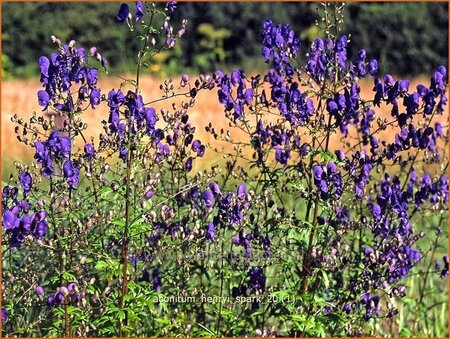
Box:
[1,74,445,179]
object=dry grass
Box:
[1,73,445,180]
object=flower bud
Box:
[89,47,97,56]
[166,37,176,48]
[80,256,87,264]
[35,285,44,297]
[144,187,154,200]
[60,286,69,296]
[68,282,77,293]
[68,40,76,48]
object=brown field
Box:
[1,74,446,180]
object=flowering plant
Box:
[2,2,448,337]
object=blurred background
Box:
[2,2,448,78]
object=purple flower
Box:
[368,59,378,76]
[35,285,44,297]
[247,267,266,293]
[84,143,96,159]
[34,220,48,238]
[116,3,130,24]
[335,150,345,161]
[39,56,50,77]
[37,90,50,107]
[167,1,177,12]
[192,140,201,152]
[237,183,247,200]
[441,255,449,278]
[67,282,77,293]
[372,203,382,220]
[209,182,221,195]
[119,146,128,162]
[165,37,176,48]
[63,160,80,189]
[206,222,215,242]
[89,88,101,107]
[202,189,214,207]
[232,235,240,245]
[358,49,367,61]
[2,307,7,322]
[2,210,18,230]
[135,1,144,22]
[197,144,206,157]
[313,165,323,181]
[144,187,154,200]
[185,156,193,172]
[343,303,352,314]
[19,172,32,193]
[86,68,98,88]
